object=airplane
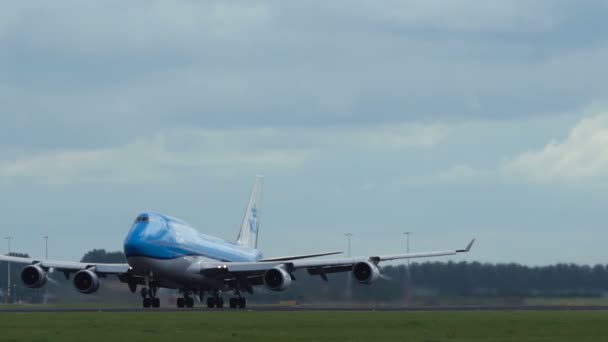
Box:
[0,176,475,309]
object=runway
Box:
[3,305,608,313]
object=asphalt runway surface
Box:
[3,305,608,313]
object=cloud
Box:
[398,163,486,187]
[4,2,608,265]
[360,182,377,192]
[0,122,448,185]
[320,122,451,150]
[354,0,565,33]
[2,1,608,152]
[0,133,308,185]
[503,112,608,184]
[435,164,485,183]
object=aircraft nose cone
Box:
[123,237,144,257]
[124,224,148,257]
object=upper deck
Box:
[123,212,263,262]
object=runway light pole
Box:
[345,233,353,257]
[5,236,12,303]
[42,235,49,305]
[403,232,412,306]
[403,232,412,266]
[43,235,48,260]
[344,233,354,301]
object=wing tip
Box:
[457,238,475,253]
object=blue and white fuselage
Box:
[124,212,263,289]
[124,212,263,262]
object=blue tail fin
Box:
[236,175,263,249]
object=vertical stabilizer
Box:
[236,175,263,249]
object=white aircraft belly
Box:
[127,256,223,290]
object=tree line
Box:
[2,249,608,303]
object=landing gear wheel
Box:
[186,297,194,308]
[216,297,224,308]
[177,298,185,308]
[207,297,215,308]
[152,297,160,308]
[229,298,237,309]
[143,298,152,308]
[238,298,246,309]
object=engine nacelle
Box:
[352,261,380,284]
[263,267,292,291]
[20,265,47,288]
[73,269,100,294]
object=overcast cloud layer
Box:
[1,1,608,265]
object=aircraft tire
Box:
[143,298,151,308]
[152,298,160,308]
[216,298,224,309]
[206,297,215,308]
[229,298,237,308]
[177,298,185,308]
[186,297,194,308]
[238,298,246,309]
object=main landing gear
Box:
[172,290,248,309]
[141,287,160,308]
[226,289,247,309]
[177,292,195,308]
[207,294,224,308]
[205,296,245,309]
[229,297,247,309]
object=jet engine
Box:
[20,265,47,288]
[352,261,380,284]
[263,267,292,291]
[73,269,100,294]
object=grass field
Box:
[1,311,608,341]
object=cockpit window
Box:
[135,215,150,223]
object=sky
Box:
[1,1,608,265]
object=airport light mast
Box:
[344,233,354,301]
[43,235,48,259]
[403,232,413,305]
[403,232,412,266]
[5,236,12,303]
[345,233,353,257]
[42,235,49,304]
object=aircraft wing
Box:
[0,254,130,274]
[196,239,475,277]
[258,251,343,262]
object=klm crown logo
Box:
[248,205,258,233]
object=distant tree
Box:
[8,252,30,258]
[80,249,126,263]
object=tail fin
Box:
[236,175,264,249]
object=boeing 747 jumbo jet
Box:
[0,176,474,309]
